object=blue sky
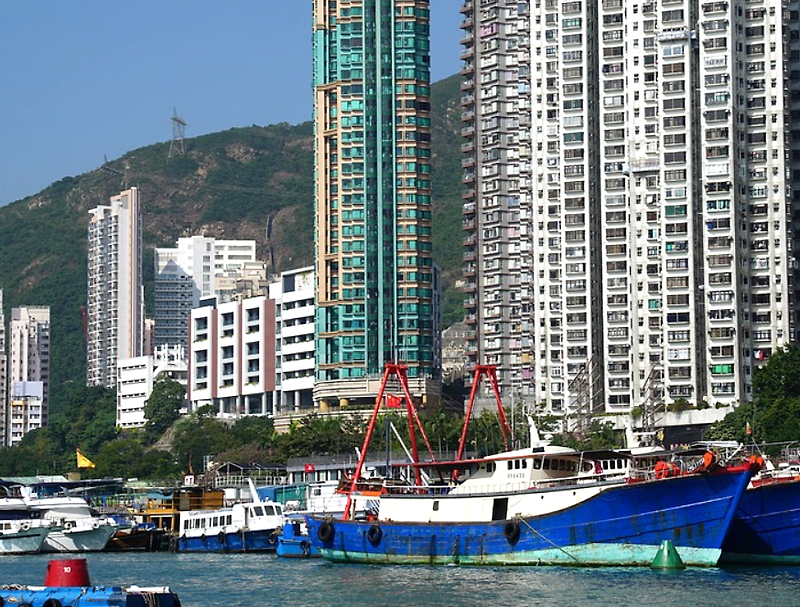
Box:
[0,2,463,206]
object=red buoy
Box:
[44,558,91,587]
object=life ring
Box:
[218,531,226,544]
[655,461,670,479]
[317,521,335,543]
[42,599,62,607]
[20,522,30,532]
[268,531,278,546]
[367,524,383,546]
[64,520,76,530]
[92,521,100,529]
[503,520,521,543]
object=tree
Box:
[143,376,185,443]
[707,346,800,450]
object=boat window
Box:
[507,460,513,470]
[488,462,495,472]
[533,459,542,469]
[254,506,265,516]
[433,500,439,512]
[213,516,218,526]
[559,460,566,471]
[570,461,577,472]
[522,460,528,469]
[543,459,550,470]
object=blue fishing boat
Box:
[1,557,181,607]
[720,469,800,564]
[1,585,181,607]
[305,363,759,567]
[276,518,320,558]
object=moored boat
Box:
[177,481,285,552]
[0,481,50,555]
[720,465,800,565]
[276,518,320,558]
[22,491,118,553]
[0,557,181,607]
[306,363,759,567]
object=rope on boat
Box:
[518,518,584,565]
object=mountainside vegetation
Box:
[0,74,463,413]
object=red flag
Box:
[386,394,403,409]
[304,463,315,472]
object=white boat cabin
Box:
[180,500,284,538]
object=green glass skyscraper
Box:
[312,0,441,408]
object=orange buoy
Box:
[655,461,669,479]
[44,558,91,587]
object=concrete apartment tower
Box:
[154,236,257,349]
[312,0,442,408]
[7,306,50,446]
[461,0,800,435]
[87,187,143,388]
[0,290,6,444]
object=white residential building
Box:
[0,290,6,444]
[154,237,258,348]
[269,267,315,414]
[87,187,143,388]
[7,306,50,446]
[117,344,188,429]
[188,296,276,417]
[460,0,800,434]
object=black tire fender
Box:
[367,523,383,546]
[503,520,521,543]
[317,521,335,543]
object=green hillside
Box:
[0,75,464,410]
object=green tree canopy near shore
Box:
[706,346,800,451]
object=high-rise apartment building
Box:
[154,236,258,348]
[312,0,442,407]
[87,187,143,388]
[7,306,50,446]
[0,291,6,444]
[461,0,800,428]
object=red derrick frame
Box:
[453,365,513,477]
[343,363,436,519]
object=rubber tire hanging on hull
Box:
[367,524,383,546]
[318,521,335,543]
[503,520,521,543]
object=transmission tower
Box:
[169,108,187,157]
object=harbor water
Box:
[2,552,800,607]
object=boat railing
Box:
[382,476,616,498]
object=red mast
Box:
[342,362,436,519]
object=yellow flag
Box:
[76,448,96,469]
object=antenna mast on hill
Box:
[169,108,187,157]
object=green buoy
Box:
[651,539,686,569]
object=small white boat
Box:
[0,482,50,554]
[22,487,117,553]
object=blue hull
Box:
[276,537,320,558]
[306,471,752,567]
[178,528,278,553]
[0,586,180,607]
[720,480,800,565]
